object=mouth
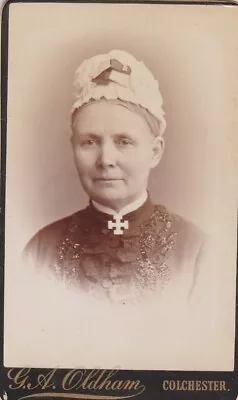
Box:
[93,178,122,181]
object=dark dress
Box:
[24,196,208,304]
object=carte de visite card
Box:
[1,0,238,399]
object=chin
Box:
[91,189,128,207]
[94,191,124,203]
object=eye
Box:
[80,138,97,147]
[116,137,133,146]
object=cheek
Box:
[130,149,153,169]
[73,149,95,173]
[119,147,152,174]
[124,160,152,180]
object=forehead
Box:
[72,101,152,137]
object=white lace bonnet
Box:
[71,49,166,136]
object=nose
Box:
[96,140,117,169]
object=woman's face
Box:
[71,100,164,211]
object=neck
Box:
[92,191,148,216]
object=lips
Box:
[93,178,122,181]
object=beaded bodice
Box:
[52,198,178,301]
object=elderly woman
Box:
[25,50,207,304]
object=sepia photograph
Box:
[3,2,238,371]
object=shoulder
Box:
[32,209,85,241]
[154,204,208,264]
[170,210,206,246]
[23,208,87,264]
[155,204,205,241]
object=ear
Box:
[150,136,165,168]
[70,134,74,147]
[70,132,78,148]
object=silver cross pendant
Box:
[108,215,129,235]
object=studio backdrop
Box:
[3,2,237,370]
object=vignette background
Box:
[3,2,238,370]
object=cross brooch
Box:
[108,215,129,235]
